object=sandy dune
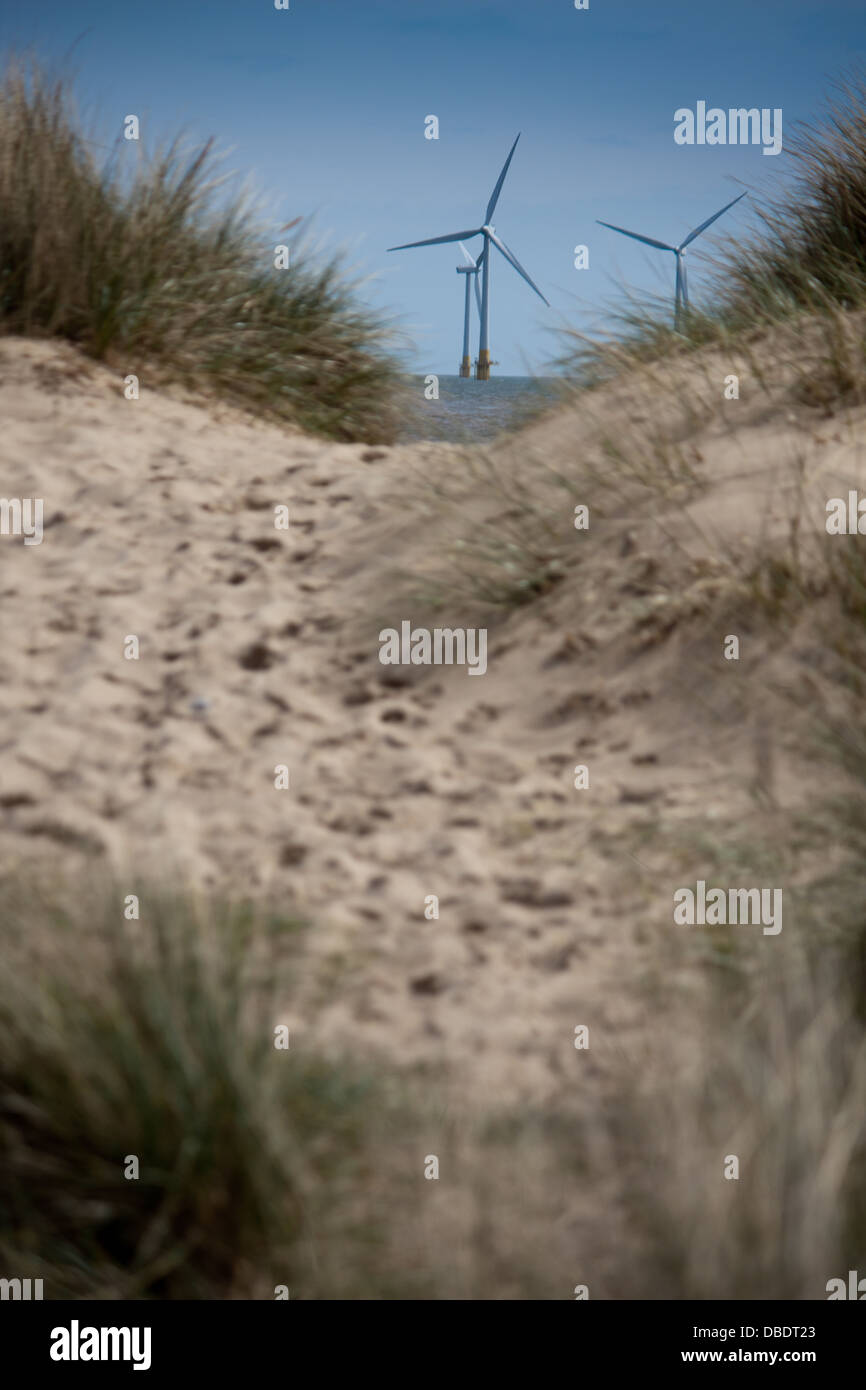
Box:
[1,334,864,1107]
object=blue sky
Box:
[7,0,866,373]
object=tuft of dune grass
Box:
[717,69,866,325]
[608,798,866,1299]
[0,874,593,1300]
[0,881,321,1298]
[0,57,399,442]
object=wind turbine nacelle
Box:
[456,266,474,274]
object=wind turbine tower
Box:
[456,242,483,377]
[388,133,549,380]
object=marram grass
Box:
[0,58,400,442]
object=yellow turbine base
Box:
[476,349,491,381]
[459,357,471,378]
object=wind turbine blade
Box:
[387,228,482,251]
[458,241,478,268]
[488,230,550,306]
[679,191,747,249]
[474,275,482,318]
[596,220,675,253]
[484,133,521,224]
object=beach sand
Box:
[1,332,863,1108]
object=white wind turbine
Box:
[388,133,549,379]
[597,191,747,330]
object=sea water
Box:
[398,375,561,444]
